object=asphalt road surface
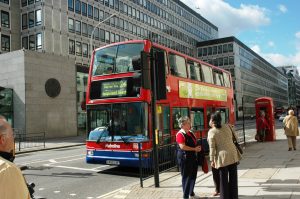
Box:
[15,146,140,199]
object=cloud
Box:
[182,0,270,37]
[250,44,300,67]
[278,4,287,13]
[296,31,300,39]
[268,41,275,47]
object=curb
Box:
[15,143,85,155]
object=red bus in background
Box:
[274,107,285,119]
[85,39,234,167]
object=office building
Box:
[0,0,218,136]
[277,66,300,108]
[197,36,288,118]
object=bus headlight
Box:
[87,150,94,156]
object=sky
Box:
[181,0,300,68]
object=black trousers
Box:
[179,158,198,198]
[212,167,220,193]
[219,163,238,199]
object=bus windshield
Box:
[89,102,148,142]
[92,43,144,76]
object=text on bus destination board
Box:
[101,80,127,97]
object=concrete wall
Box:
[0,50,77,138]
[24,50,77,138]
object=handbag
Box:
[201,157,209,173]
[228,124,243,154]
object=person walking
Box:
[208,112,242,199]
[0,116,30,199]
[176,116,202,199]
[256,111,269,142]
[283,109,299,151]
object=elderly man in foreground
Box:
[0,116,30,199]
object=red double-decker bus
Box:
[86,39,234,167]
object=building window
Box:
[1,35,10,52]
[94,28,99,40]
[94,7,99,21]
[1,11,10,28]
[68,0,74,11]
[75,0,81,14]
[75,20,81,34]
[110,33,115,43]
[69,39,75,55]
[28,11,34,28]
[88,25,93,37]
[29,35,35,50]
[82,22,87,36]
[82,43,88,57]
[88,5,93,18]
[22,36,28,49]
[21,0,27,7]
[68,18,74,32]
[100,29,105,42]
[82,2,87,16]
[22,13,28,29]
[36,33,42,49]
[76,41,82,56]
[28,0,34,5]
[99,10,104,20]
[105,31,110,43]
[35,10,42,26]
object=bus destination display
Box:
[101,80,127,98]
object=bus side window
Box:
[223,72,231,88]
[213,70,225,86]
[201,64,213,84]
[169,53,187,78]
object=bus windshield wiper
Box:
[120,135,129,144]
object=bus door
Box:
[190,108,204,139]
[156,104,170,145]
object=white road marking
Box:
[18,154,85,165]
[54,191,61,193]
[70,193,77,196]
[49,159,57,163]
[46,157,85,165]
[48,165,109,172]
[39,188,45,191]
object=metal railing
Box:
[138,140,177,187]
[13,129,46,151]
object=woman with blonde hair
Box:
[283,109,299,151]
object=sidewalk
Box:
[15,135,86,154]
[98,128,300,199]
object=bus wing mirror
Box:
[141,51,151,89]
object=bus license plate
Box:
[106,160,120,165]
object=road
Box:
[13,119,283,199]
[15,146,139,199]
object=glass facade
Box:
[197,37,288,119]
[76,72,88,135]
[0,87,13,125]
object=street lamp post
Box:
[89,13,117,57]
